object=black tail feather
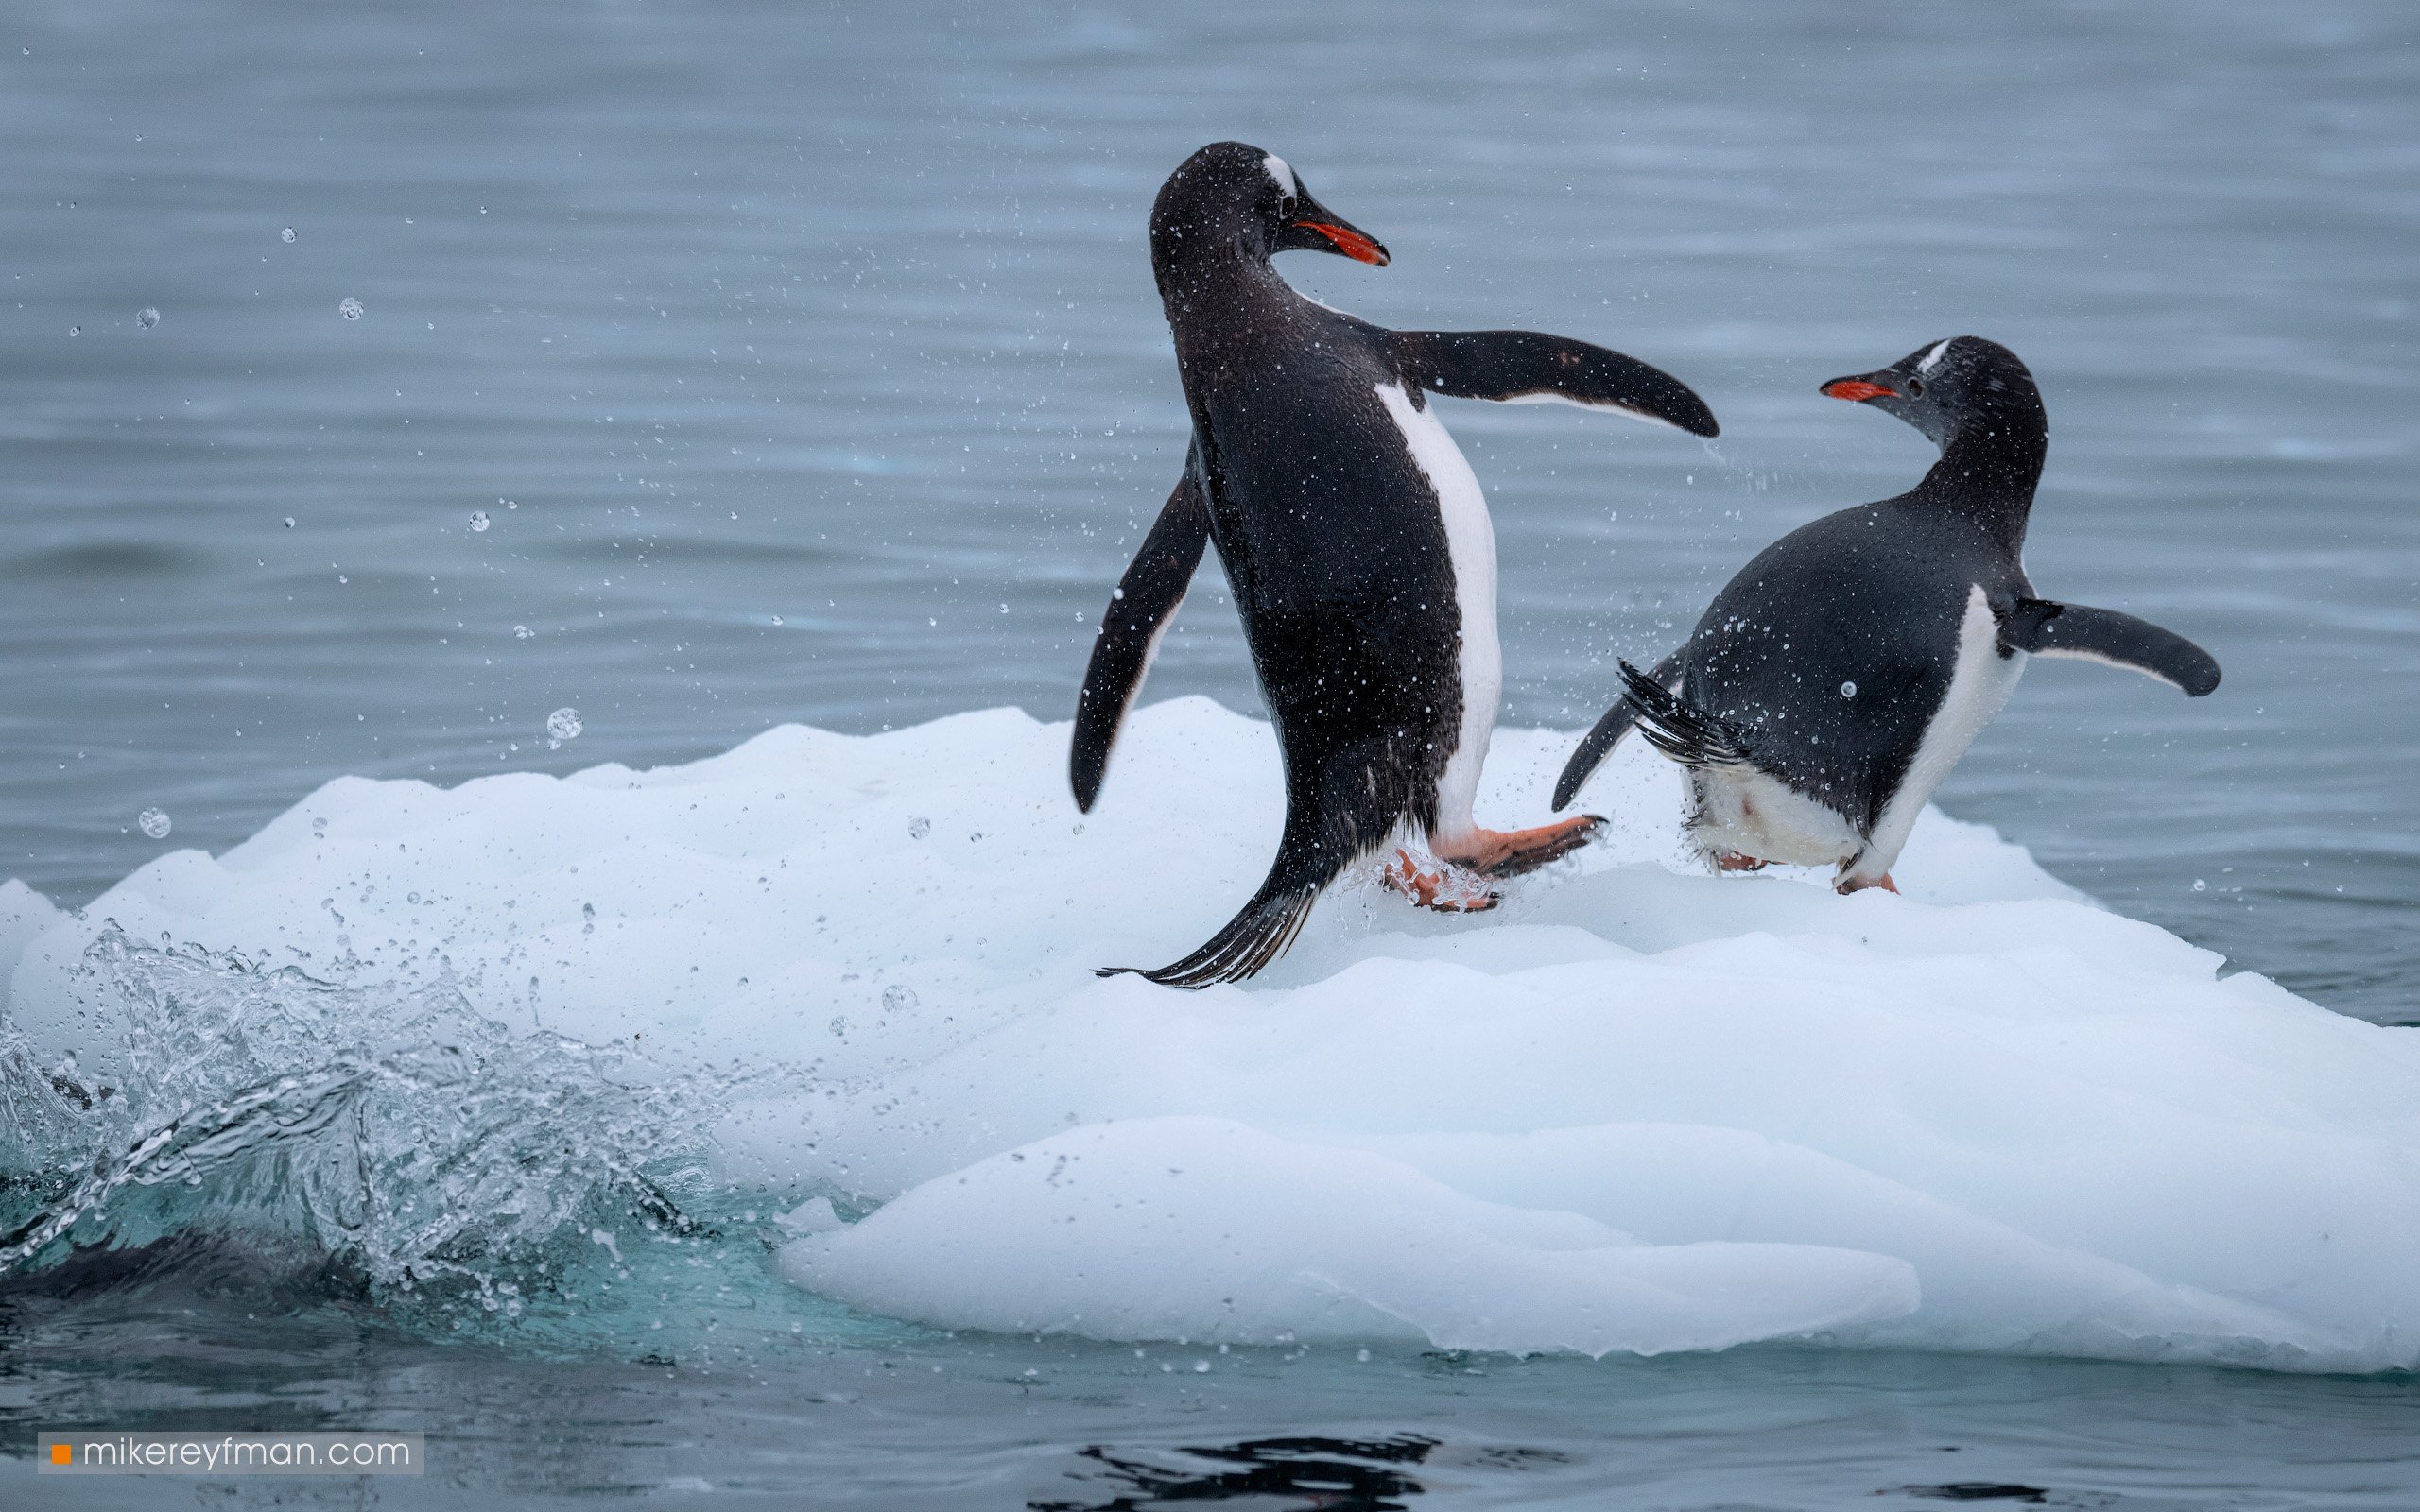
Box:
[1098,881,1319,989]
[1102,736,1418,989]
[1616,659,1754,769]
[1554,650,1680,810]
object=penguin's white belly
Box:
[1689,766,1864,867]
[1847,583,2026,882]
[1373,383,1498,839]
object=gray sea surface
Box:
[2,0,2417,1505]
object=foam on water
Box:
[5,698,2418,1371]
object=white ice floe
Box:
[7,697,2420,1369]
[783,1115,1919,1356]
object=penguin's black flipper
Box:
[1070,458,1213,811]
[1392,330,1719,438]
[1999,598,2221,696]
[1612,659,1758,770]
[1552,651,1679,811]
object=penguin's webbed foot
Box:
[1715,850,1770,872]
[1836,871,1898,895]
[1382,849,1500,913]
[1438,816,1606,879]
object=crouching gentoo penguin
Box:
[1073,141,1719,986]
[1552,335,2219,893]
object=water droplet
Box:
[546,707,583,743]
[1840,681,1858,698]
[582,902,596,934]
[769,614,783,627]
[137,807,172,840]
[470,510,491,532]
[136,307,159,329]
[338,296,363,320]
[908,816,931,840]
[828,1016,850,1039]
[283,516,296,528]
[2192,878,2207,892]
[882,984,918,1013]
[67,325,79,337]
[280,226,297,244]
[512,624,533,640]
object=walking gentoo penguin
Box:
[1073,142,1719,986]
[1551,335,2219,893]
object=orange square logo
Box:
[49,1444,71,1465]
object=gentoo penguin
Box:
[1551,335,2219,893]
[1073,141,1719,986]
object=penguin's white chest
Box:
[1851,583,2027,880]
[1373,383,1498,836]
[1689,765,1866,868]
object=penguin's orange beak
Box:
[1822,378,1898,402]
[1291,220,1390,266]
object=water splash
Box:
[0,931,751,1316]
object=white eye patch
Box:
[1917,338,1955,374]
[1262,154,1297,201]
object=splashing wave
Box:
[1,929,743,1322]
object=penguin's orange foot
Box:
[1382,849,1500,913]
[1437,816,1606,879]
[1837,871,1899,895]
[1715,850,1770,872]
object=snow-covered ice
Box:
[8,697,2420,1370]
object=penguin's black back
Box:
[1180,295,1466,864]
[1678,500,2029,832]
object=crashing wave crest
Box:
[0,929,736,1314]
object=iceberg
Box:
[7,697,2418,1370]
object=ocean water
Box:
[3,0,2418,1505]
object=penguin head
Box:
[1151,142,1390,272]
[1820,336,2039,452]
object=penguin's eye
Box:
[1276,193,1297,219]
[1903,377,1925,399]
